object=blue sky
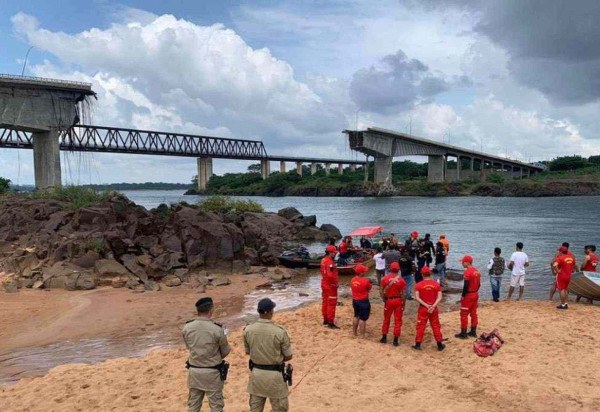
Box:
[1,0,600,184]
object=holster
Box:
[185,360,230,381]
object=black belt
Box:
[186,360,221,370]
[249,360,284,372]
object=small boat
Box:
[277,247,322,269]
[568,271,600,300]
[336,226,382,275]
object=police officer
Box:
[182,297,231,412]
[244,298,293,412]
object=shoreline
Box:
[2,299,599,411]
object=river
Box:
[122,189,600,300]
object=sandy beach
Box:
[2,297,599,411]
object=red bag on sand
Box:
[473,328,504,357]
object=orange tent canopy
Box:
[348,226,383,238]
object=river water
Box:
[2,190,598,385]
[124,190,600,301]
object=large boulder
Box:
[320,223,342,240]
[95,259,130,277]
[278,207,303,221]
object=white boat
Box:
[568,271,600,300]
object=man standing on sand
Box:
[383,244,402,274]
[244,298,293,412]
[553,247,577,310]
[507,242,529,301]
[350,264,372,338]
[412,266,445,352]
[321,245,340,329]
[399,247,417,300]
[183,297,231,412]
[455,256,481,339]
[487,247,505,302]
[380,262,406,346]
[374,247,386,285]
[439,234,450,255]
[549,242,575,301]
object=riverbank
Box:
[2,300,599,411]
[186,171,600,197]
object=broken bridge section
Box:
[344,127,544,186]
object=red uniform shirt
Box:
[415,279,441,305]
[350,276,372,300]
[339,242,348,254]
[380,274,406,298]
[320,256,339,287]
[582,253,599,272]
[464,266,481,293]
[555,254,576,277]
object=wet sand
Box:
[2,299,599,411]
[0,274,268,382]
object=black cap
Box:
[257,298,276,313]
[195,297,214,311]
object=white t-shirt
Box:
[509,251,529,276]
[374,253,386,270]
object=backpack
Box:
[489,257,505,276]
[473,329,504,357]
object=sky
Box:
[1,0,600,184]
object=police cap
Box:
[257,298,276,313]
[195,297,214,311]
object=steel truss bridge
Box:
[0,125,364,164]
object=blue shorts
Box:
[352,299,371,321]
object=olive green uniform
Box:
[244,319,293,412]
[182,318,231,412]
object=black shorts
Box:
[352,299,371,321]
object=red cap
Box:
[326,245,337,254]
[461,255,473,264]
[389,262,400,272]
[558,246,568,254]
[354,264,369,275]
[421,266,432,276]
[411,231,419,238]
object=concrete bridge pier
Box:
[197,157,213,191]
[374,156,392,187]
[310,163,317,175]
[33,129,62,189]
[364,162,370,182]
[427,155,445,183]
[296,161,302,176]
[350,164,356,172]
[338,164,344,174]
[280,161,286,174]
[261,159,271,179]
[325,163,331,175]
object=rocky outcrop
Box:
[0,194,340,291]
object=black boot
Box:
[327,323,341,329]
[412,342,422,350]
[455,329,468,339]
[380,335,387,344]
[392,337,399,347]
[468,327,477,337]
[437,341,446,351]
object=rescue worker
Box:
[455,256,481,339]
[182,297,231,412]
[405,231,421,259]
[412,266,445,351]
[549,242,575,301]
[379,261,406,346]
[553,246,576,310]
[439,234,450,255]
[350,264,372,338]
[321,245,340,329]
[577,245,598,303]
[580,245,598,272]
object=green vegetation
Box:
[198,195,264,214]
[0,177,11,194]
[30,186,111,209]
[190,161,428,196]
[486,173,507,184]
